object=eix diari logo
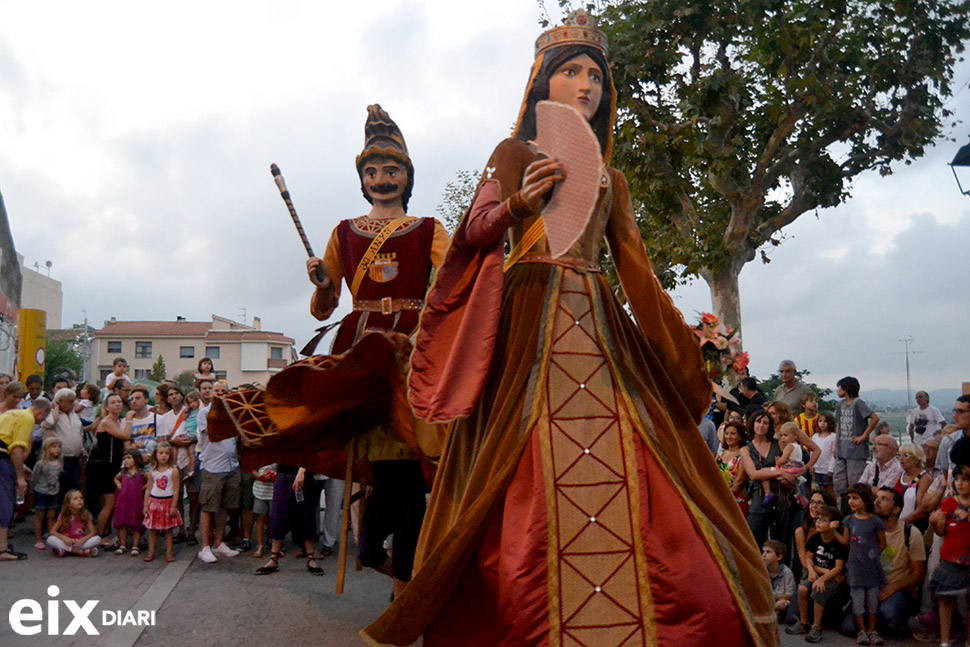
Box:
[8,585,156,636]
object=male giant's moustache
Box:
[370,183,400,195]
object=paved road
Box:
[1,515,413,647]
[0,513,937,646]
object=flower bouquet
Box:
[692,312,749,387]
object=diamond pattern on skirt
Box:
[544,276,648,645]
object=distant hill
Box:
[859,388,963,409]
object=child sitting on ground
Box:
[787,504,847,643]
[763,421,806,506]
[47,489,100,557]
[763,539,796,624]
[32,437,63,550]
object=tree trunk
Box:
[703,263,743,345]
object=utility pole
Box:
[889,336,922,409]
[80,310,91,382]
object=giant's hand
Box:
[306,257,332,289]
[518,156,565,212]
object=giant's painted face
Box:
[362,157,408,206]
[547,54,603,122]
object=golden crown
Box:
[535,9,608,58]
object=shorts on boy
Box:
[930,560,970,597]
[802,576,842,607]
[179,466,200,494]
[200,470,241,514]
[33,491,58,511]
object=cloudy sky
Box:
[1,1,967,395]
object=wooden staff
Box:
[336,437,356,594]
[270,163,327,284]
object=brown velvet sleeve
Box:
[604,168,712,421]
[408,139,532,423]
[464,138,536,248]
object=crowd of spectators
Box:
[709,359,970,645]
[4,357,970,643]
[0,359,338,577]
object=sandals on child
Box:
[255,552,281,575]
[131,548,140,557]
[115,546,127,555]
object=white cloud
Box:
[2,1,967,392]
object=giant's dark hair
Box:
[516,44,613,155]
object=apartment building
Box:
[91,314,296,387]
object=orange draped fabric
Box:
[206,332,437,483]
[362,140,779,647]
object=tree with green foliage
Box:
[44,340,83,391]
[436,169,480,234]
[175,370,195,392]
[149,355,167,383]
[575,0,970,339]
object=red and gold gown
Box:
[362,139,778,647]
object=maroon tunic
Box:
[331,217,437,354]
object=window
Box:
[135,341,152,358]
[107,341,122,354]
[180,346,195,358]
[205,346,220,359]
[134,369,149,379]
[270,346,283,360]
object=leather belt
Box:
[353,297,424,315]
[517,253,601,273]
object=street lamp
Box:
[950,141,970,195]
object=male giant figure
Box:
[304,105,449,597]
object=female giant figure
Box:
[364,11,777,647]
